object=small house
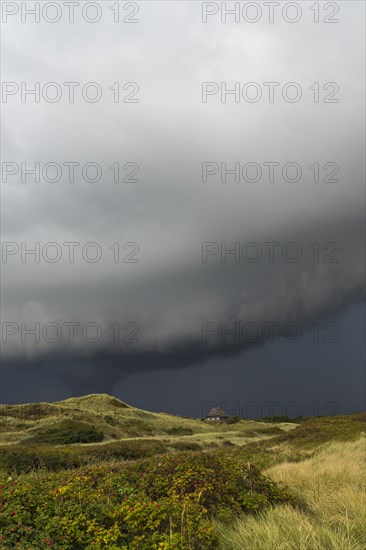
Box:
[205,406,229,422]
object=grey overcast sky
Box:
[1,1,365,415]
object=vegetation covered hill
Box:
[0,395,364,549]
[0,393,294,447]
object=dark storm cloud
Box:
[1,2,365,395]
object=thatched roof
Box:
[206,407,228,418]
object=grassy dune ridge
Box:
[215,437,366,549]
[0,393,293,446]
[0,394,364,549]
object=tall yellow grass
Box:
[216,436,366,549]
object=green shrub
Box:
[128,450,295,514]
[22,420,104,445]
[270,414,366,448]
[85,439,167,461]
[0,440,168,474]
[0,446,83,473]
[171,441,200,451]
[0,449,295,549]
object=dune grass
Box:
[0,394,365,548]
[215,436,366,549]
[0,393,294,446]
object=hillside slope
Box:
[0,393,294,446]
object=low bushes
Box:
[23,420,104,445]
[0,449,295,549]
[85,440,167,461]
[0,446,82,473]
[171,441,201,451]
[0,440,168,474]
[269,414,366,448]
